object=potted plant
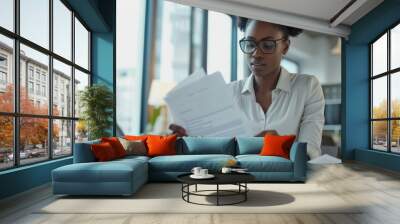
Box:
[79,84,113,140]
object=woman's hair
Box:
[238,17,303,39]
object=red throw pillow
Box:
[101,137,127,158]
[146,135,177,157]
[124,135,148,141]
[259,134,296,159]
[91,142,117,161]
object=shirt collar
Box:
[241,67,292,94]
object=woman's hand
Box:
[169,124,188,137]
[254,130,279,137]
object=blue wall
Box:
[343,0,400,171]
[0,0,116,200]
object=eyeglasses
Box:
[239,38,286,54]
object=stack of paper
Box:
[164,69,251,137]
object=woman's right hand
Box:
[169,124,188,137]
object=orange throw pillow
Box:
[91,142,117,161]
[124,135,148,141]
[101,137,127,158]
[259,134,296,159]
[146,135,177,157]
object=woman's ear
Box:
[282,39,290,55]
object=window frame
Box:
[369,20,400,154]
[0,0,92,171]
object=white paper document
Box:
[164,72,251,137]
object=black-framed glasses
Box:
[239,38,286,54]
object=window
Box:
[75,18,89,69]
[145,0,192,134]
[0,0,14,32]
[207,11,232,83]
[281,58,300,74]
[237,26,248,81]
[116,0,146,135]
[0,1,91,170]
[371,23,400,153]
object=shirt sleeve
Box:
[297,76,325,159]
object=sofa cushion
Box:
[91,142,118,161]
[260,135,296,159]
[53,158,148,183]
[236,155,293,172]
[149,154,235,172]
[73,139,100,163]
[236,137,263,155]
[147,135,177,157]
[101,137,127,158]
[179,137,235,155]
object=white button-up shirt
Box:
[229,67,325,159]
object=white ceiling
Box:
[167,0,384,38]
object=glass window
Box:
[237,27,247,81]
[207,11,232,83]
[116,0,146,135]
[75,120,88,143]
[19,117,49,165]
[372,121,388,151]
[53,119,72,157]
[391,24,400,70]
[0,116,13,170]
[53,0,72,60]
[392,72,400,118]
[53,59,72,117]
[372,77,387,119]
[190,8,205,73]
[372,33,387,76]
[20,44,49,115]
[145,0,191,134]
[391,120,400,153]
[74,69,89,118]
[20,0,49,49]
[281,58,300,73]
[0,35,14,113]
[0,0,14,31]
[74,18,89,70]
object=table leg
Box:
[217,184,219,206]
[195,184,198,192]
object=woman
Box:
[170,18,325,159]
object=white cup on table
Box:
[199,169,208,176]
[191,167,202,176]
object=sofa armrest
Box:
[289,142,307,181]
[73,140,100,163]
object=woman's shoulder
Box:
[289,73,321,89]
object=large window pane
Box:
[116,0,145,135]
[0,116,13,170]
[207,11,232,83]
[53,119,72,157]
[53,59,72,117]
[391,120,400,153]
[20,0,49,49]
[20,44,49,115]
[0,0,14,31]
[145,0,191,134]
[20,117,49,165]
[53,0,72,60]
[237,27,247,81]
[75,120,88,143]
[74,69,89,118]
[282,58,300,73]
[190,8,205,73]
[391,24,400,70]
[391,72,400,118]
[372,121,388,151]
[0,34,14,112]
[74,18,89,70]
[372,77,387,119]
[372,33,387,76]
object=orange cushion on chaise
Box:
[91,142,118,161]
[146,135,177,157]
[101,137,127,158]
[259,134,296,159]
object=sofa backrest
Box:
[235,137,264,155]
[177,137,236,155]
[73,139,100,163]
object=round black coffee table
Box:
[177,173,255,206]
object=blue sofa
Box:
[52,137,307,196]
